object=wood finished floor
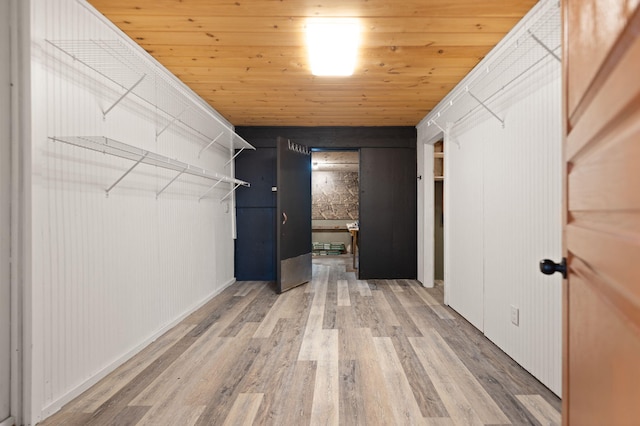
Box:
[41,257,561,426]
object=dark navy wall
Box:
[359,147,417,279]
[234,148,277,281]
[234,126,417,281]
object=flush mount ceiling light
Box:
[306,18,360,76]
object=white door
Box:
[0,0,12,421]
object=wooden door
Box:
[276,137,312,293]
[563,1,640,423]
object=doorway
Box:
[434,141,444,285]
[310,150,360,271]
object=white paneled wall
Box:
[416,140,434,287]
[445,133,485,332]
[1,1,12,423]
[452,76,563,394]
[27,0,239,422]
[417,0,562,396]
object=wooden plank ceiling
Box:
[87,0,537,127]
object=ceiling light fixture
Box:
[306,18,360,76]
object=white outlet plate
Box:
[510,305,519,326]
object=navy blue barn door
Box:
[276,137,312,293]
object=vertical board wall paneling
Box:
[416,0,563,394]
[416,140,435,287]
[445,131,485,332]
[29,0,239,422]
[0,0,12,422]
[443,66,562,394]
[480,76,562,394]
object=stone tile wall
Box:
[312,171,359,220]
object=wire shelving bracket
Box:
[105,150,149,197]
[156,106,190,139]
[221,184,243,202]
[225,148,246,167]
[156,167,188,199]
[466,87,505,128]
[199,179,226,202]
[102,74,146,118]
[528,30,561,62]
[198,132,225,158]
[428,118,448,136]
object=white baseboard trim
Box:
[39,277,237,420]
[0,417,15,426]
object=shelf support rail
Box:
[221,183,243,202]
[106,151,149,197]
[198,131,225,158]
[428,119,447,136]
[156,106,190,138]
[528,30,561,63]
[199,178,226,202]
[225,147,246,167]
[156,166,188,199]
[466,87,505,127]
[103,74,146,118]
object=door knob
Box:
[539,258,567,279]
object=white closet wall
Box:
[480,77,562,394]
[27,0,242,422]
[416,140,434,287]
[1,1,12,423]
[449,77,563,394]
[445,134,485,331]
[417,0,562,395]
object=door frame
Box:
[0,0,12,423]
[417,131,445,290]
[6,0,27,423]
[310,148,361,273]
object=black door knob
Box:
[539,258,567,278]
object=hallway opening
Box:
[433,140,445,287]
[311,150,360,270]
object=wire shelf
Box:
[423,0,561,131]
[46,39,255,152]
[49,136,249,199]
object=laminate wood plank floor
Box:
[41,256,561,426]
